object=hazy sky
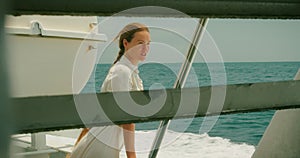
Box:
[96,17,300,63]
[207,19,300,62]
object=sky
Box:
[207,19,300,62]
[96,16,300,63]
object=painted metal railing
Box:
[9,0,300,19]
[148,18,209,158]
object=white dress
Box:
[70,56,143,158]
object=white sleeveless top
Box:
[70,56,143,158]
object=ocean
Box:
[83,61,300,158]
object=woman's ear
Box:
[123,39,128,50]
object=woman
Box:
[70,23,151,158]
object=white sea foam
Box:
[120,130,255,158]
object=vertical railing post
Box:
[31,133,48,150]
[148,18,209,158]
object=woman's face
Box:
[123,30,151,65]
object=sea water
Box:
[82,62,300,158]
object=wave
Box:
[120,130,255,158]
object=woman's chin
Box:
[139,57,146,61]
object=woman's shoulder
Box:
[110,63,132,76]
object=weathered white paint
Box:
[12,131,78,157]
[5,15,106,41]
[252,109,300,158]
[252,69,300,158]
[5,15,107,97]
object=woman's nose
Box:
[142,44,149,51]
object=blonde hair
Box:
[113,23,149,64]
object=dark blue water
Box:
[83,62,300,146]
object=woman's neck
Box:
[124,54,138,66]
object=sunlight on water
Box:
[120,130,255,158]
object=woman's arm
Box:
[74,128,89,146]
[110,66,137,157]
[121,123,136,158]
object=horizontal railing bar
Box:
[11,80,300,134]
[9,0,300,19]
